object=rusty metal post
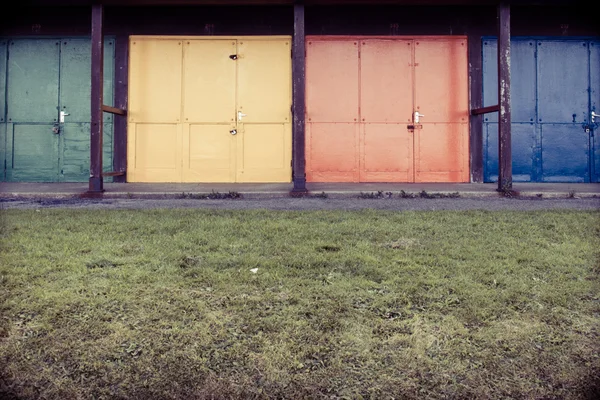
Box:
[113,35,129,183]
[291,2,307,194]
[468,29,484,183]
[89,4,104,192]
[497,2,512,191]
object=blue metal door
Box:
[483,38,599,183]
[591,41,600,182]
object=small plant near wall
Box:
[179,191,243,200]
[358,191,385,199]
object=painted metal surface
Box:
[592,42,600,182]
[6,40,60,182]
[483,38,599,183]
[361,39,413,182]
[306,36,469,183]
[414,39,469,182]
[2,38,114,182]
[128,36,291,183]
[306,39,359,182]
[0,40,6,181]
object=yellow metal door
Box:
[128,39,183,182]
[183,40,237,182]
[127,36,291,183]
[236,39,292,182]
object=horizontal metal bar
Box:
[471,105,499,115]
[102,105,127,116]
[101,171,125,177]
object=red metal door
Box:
[305,36,469,183]
[360,39,414,182]
[305,39,359,182]
[414,38,469,182]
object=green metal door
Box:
[6,39,60,182]
[59,38,114,182]
[3,38,114,182]
[0,40,6,181]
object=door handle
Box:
[60,110,70,123]
[592,111,600,123]
[414,111,425,123]
[238,111,247,121]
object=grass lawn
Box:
[0,208,599,399]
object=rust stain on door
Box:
[306,36,469,183]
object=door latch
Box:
[414,111,425,123]
[52,123,60,134]
[60,110,70,123]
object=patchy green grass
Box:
[0,209,599,399]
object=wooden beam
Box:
[497,2,512,192]
[89,4,104,193]
[102,105,127,116]
[101,171,126,177]
[471,105,499,115]
[468,31,484,182]
[112,35,129,183]
[291,2,307,194]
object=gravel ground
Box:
[1,196,599,211]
